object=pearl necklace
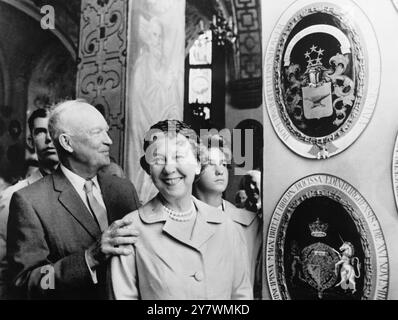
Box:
[161,202,196,222]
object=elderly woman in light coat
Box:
[109,120,252,300]
[193,134,262,298]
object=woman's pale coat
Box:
[109,196,253,300]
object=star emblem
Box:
[305,45,325,69]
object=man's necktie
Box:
[83,180,108,232]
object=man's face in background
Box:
[30,116,59,166]
[244,171,261,204]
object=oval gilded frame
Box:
[393,0,398,13]
[392,131,398,212]
[264,0,380,159]
[266,174,389,300]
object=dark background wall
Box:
[0,2,75,182]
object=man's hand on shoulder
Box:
[86,216,139,269]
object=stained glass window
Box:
[189,30,212,65]
[187,30,213,128]
[188,68,212,104]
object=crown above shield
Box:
[309,218,328,237]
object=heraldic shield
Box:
[301,241,339,299]
[282,24,356,138]
[284,197,364,300]
[302,82,333,120]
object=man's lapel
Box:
[52,167,101,240]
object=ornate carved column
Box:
[230,0,262,109]
[76,0,128,164]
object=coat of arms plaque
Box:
[266,174,389,300]
[264,0,380,159]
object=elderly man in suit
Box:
[7,100,140,299]
[0,108,59,299]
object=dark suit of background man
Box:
[7,100,140,299]
[0,108,59,299]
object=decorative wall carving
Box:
[232,0,262,79]
[76,0,128,164]
[266,174,389,300]
[264,0,380,159]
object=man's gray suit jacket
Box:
[7,167,140,299]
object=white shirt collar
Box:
[217,199,226,212]
[60,164,100,191]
